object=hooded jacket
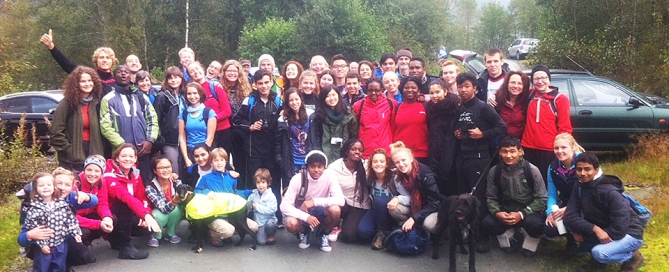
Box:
[564,172,644,241]
[486,159,547,217]
[328,158,371,209]
[103,159,151,218]
[99,85,159,148]
[521,87,572,151]
[309,108,358,165]
[77,172,112,230]
[233,90,281,158]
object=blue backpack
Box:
[383,228,428,256]
[247,94,282,119]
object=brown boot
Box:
[620,250,644,272]
[371,231,386,250]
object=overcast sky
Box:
[476,0,511,8]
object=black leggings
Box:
[110,202,150,247]
[339,204,368,243]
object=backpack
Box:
[527,88,564,116]
[182,106,212,127]
[383,228,428,256]
[493,160,535,193]
[247,94,282,119]
[356,98,394,121]
[209,81,219,102]
[282,167,309,208]
[578,175,652,227]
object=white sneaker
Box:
[328,226,341,242]
[320,234,332,252]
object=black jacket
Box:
[417,74,439,94]
[275,115,316,183]
[549,159,580,206]
[233,90,281,158]
[456,98,508,159]
[564,174,644,242]
[475,63,510,102]
[389,163,440,225]
[153,90,181,146]
[426,94,460,179]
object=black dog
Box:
[177,184,257,253]
[431,193,480,272]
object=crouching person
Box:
[247,168,278,245]
[480,136,547,258]
[280,150,345,252]
[563,152,644,272]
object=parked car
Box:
[0,90,63,151]
[526,70,669,150]
[507,38,539,60]
[448,50,520,76]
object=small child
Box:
[194,148,257,245]
[247,168,278,245]
[24,173,82,272]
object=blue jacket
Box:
[194,171,252,198]
[246,188,278,226]
[100,85,159,148]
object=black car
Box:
[0,90,63,150]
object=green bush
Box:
[0,116,52,197]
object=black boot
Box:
[476,235,491,253]
[118,244,149,260]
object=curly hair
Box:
[219,60,251,104]
[62,66,103,109]
[91,47,118,70]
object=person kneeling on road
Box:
[280,150,345,252]
[479,136,547,258]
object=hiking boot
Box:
[577,258,605,272]
[320,234,332,252]
[566,239,579,253]
[328,226,341,242]
[298,232,311,249]
[476,236,491,253]
[371,231,386,250]
[118,244,149,260]
[146,236,159,248]
[620,250,644,272]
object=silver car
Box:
[507,38,539,60]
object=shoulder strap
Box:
[387,98,394,113]
[393,101,401,121]
[209,81,219,102]
[182,108,188,126]
[295,168,309,207]
[203,107,211,122]
[524,161,535,191]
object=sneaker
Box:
[522,249,537,258]
[320,234,332,252]
[328,226,341,242]
[371,231,386,250]
[168,235,182,244]
[298,232,311,249]
[147,236,159,248]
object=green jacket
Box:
[309,109,358,165]
[486,159,547,217]
[50,98,104,166]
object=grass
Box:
[0,196,30,271]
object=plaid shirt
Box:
[146,178,181,214]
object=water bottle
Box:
[552,205,567,235]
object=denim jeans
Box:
[591,234,643,264]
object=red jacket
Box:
[353,96,397,159]
[201,81,233,131]
[76,172,113,230]
[522,87,572,151]
[392,102,429,158]
[103,159,151,218]
[498,101,526,138]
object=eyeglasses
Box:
[367,88,383,93]
[156,166,172,171]
[225,70,238,74]
[332,65,347,69]
[533,76,549,82]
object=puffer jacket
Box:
[564,172,644,242]
[486,159,547,217]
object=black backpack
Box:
[182,106,213,126]
[493,160,536,193]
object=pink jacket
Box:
[103,159,151,218]
[76,172,112,230]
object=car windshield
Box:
[466,55,486,74]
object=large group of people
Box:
[17,29,645,272]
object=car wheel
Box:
[516,51,521,60]
[507,50,512,59]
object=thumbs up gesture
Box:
[40,29,55,50]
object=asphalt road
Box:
[73,220,564,272]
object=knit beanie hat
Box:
[531,65,551,81]
[257,54,276,69]
[84,155,106,172]
[396,49,413,59]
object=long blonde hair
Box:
[554,133,585,153]
[220,60,252,104]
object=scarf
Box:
[187,103,205,113]
[164,89,180,106]
[325,107,345,123]
[398,160,423,214]
[81,95,93,106]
